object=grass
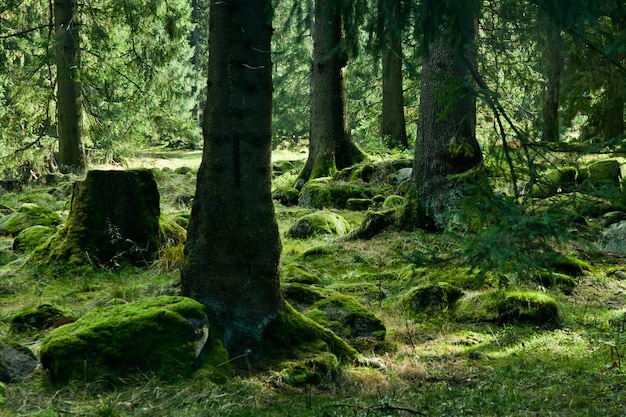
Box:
[1,149,626,415]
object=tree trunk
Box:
[43,170,161,268]
[399,6,483,231]
[604,67,624,140]
[54,0,85,174]
[299,0,364,183]
[181,0,283,355]
[381,0,408,149]
[541,23,563,143]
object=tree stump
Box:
[43,169,160,268]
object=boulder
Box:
[529,167,578,198]
[304,294,386,342]
[0,203,61,236]
[10,304,75,333]
[404,282,464,313]
[299,178,372,209]
[286,210,350,239]
[454,290,561,326]
[0,342,38,383]
[12,225,57,254]
[39,296,208,382]
[597,220,626,255]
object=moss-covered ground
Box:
[1,150,626,416]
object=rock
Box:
[454,290,561,326]
[39,296,208,383]
[597,220,626,255]
[286,210,350,239]
[579,159,622,188]
[529,166,578,198]
[382,195,404,210]
[0,342,38,383]
[10,304,75,332]
[390,167,412,185]
[298,178,372,209]
[272,187,300,206]
[404,282,464,313]
[0,203,61,236]
[601,211,626,227]
[345,198,372,211]
[349,210,395,240]
[12,225,57,253]
[304,294,386,342]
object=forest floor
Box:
[1,149,626,416]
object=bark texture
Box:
[381,0,408,149]
[54,0,85,174]
[541,24,563,143]
[399,14,483,231]
[299,0,364,182]
[181,0,283,355]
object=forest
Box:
[0,0,626,415]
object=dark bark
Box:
[44,170,160,267]
[381,0,408,149]
[604,67,624,139]
[299,0,364,182]
[181,0,283,355]
[399,3,483,231]
[54,0,85,174]
[541,24,563,143]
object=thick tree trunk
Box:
[299,0,364,182]
[399,10,482,231]
[381,0,408,149]
[181,0,283,355]
[541,24,563,143]
[44,170,160,267]
[54,0,85,174]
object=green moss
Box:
[279,352,339,386]
[12,225,57,253]
[281,283,327,311]
[10,304,75,332]
[345,198,372,211]
[454,290,562,326]
[535,271,578,295]
[304,294,386,342]
[281,263,323,285]
[299,178,373,209]
[298,178,332,208]
[404,282,464,314]
[382,195,404,210]
[580,159,622,187]
[195,336,231,384]
[530,167,578,198]
[1,203,61,236]
[286,210,350,239]
[553,255,591,277]
[39,296,207,383]
[262,303,357,361]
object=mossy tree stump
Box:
[44,169,160,268]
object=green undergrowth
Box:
[1,151,626,416]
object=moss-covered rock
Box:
[39,296,208,383]
[404,282,464,314]
[281,263,324,285]
[597,220,626,255]
[349,210,396,240]
[553,255,591,276]
[299,179,373,209]
[282,283,327,311]
[286,210,350,239]
[454,290,561,326]
[0,203,61,236]
[262,303,357,361]
[534,271,578,295]
[10,304,75,333]
[346,198,372,211]
[304,294,386,342]
[272,187,300,206]
[382,195,404,210]
[12,225,57,253]
[579,159,622,188]
[279,352,339,386]
[530,167,578,198]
